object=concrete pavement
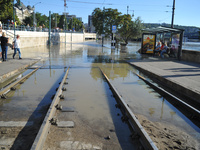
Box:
[0,58,39,84]
[128,57,200,106]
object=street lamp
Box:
[171,0,175,28]
[33,2,41,30]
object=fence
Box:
[1,23,84,33]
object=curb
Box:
[129,62,200,106]
[0,60,39,84]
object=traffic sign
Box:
[112,25,117,33]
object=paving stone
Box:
[81,142,92,149]
[57,121,74,128]
[0,137,15,146]
[60,141,73,149]
[0,121,33,127]
[71,141,79,149]
[61,107,75,112]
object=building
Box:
[88,15,95,33]
[15,1,34,23]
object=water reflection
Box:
[17,41,200,138]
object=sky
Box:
[21,0,200,28]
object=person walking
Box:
[0,30,2,59]
[13,34,22,59]
[0,32,9,61]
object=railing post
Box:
[13,0,16,38]
[48,11,51,45]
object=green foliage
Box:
[23,15,33,26]
[92,8,121,36]
[0,0,19,23]
[118,16,143,44]
[68,17,83,31]
[57,15,66,29]
[23,12,48,27]
[92,8,143,44]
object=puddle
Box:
[0,69,64,121]
[1,41,199,149]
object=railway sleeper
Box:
[121,115,129,122]
[1,94,7,99]
[55,104,62,110]
[10,87,16,91]
[50,118,58,125]
[62,87,67,91]
[59,94,65,99]
[130,133,140,139]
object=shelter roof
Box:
[143,26,184,33]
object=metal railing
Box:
[2,23,84,33]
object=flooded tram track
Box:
[0,64,200,150]
[131,71,200,127]
[0,66,66,150]
[0,66,42,98]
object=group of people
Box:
[154,41,169,58]
[0,31,22,62]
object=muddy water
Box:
[1,41,199,149]
[49,68,140,150]
[23,41,199,147]
[0,69,64,121]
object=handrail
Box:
[2,23,84,33]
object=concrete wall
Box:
[182,49,200,63]
[4,30,96,48]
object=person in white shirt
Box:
[13,34,22,59]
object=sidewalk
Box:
[0,58,39,83]
[128,57,200,105]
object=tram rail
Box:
[0,66,42,98]
[99,68,158,150]
[1,65,199,150]
[131,71,200,127]
[31,67,70,150]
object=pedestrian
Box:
[0,30,2,58]
[7,20,10,30]
[0,32,9,61]
[13,34,22,59]
[0,21,2,31]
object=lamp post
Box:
[13,0,16,38]
[171,0,175,28]
[33,2,41,30]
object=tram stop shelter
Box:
[141,26,184,60]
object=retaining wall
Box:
[4,30,95,48]
[182,49,200,63]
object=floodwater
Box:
[1,41,199,149]
[182,41,200,51]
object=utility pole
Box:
[102,7,105,47]
[171,0,175,28]
[127,6,129,15]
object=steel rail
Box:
[0,66,42,96]
[99,68,158,150]
[31,67,70,150]
[132,71,200,120]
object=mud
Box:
[137,114,199,150]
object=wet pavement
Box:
[0,41,200,149]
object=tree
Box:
[118,16,143,45]
[92,8,143,45]
[68,17,83,31]
[23,12,48,27]
[92,8,121,36]
[0,0,18,23]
